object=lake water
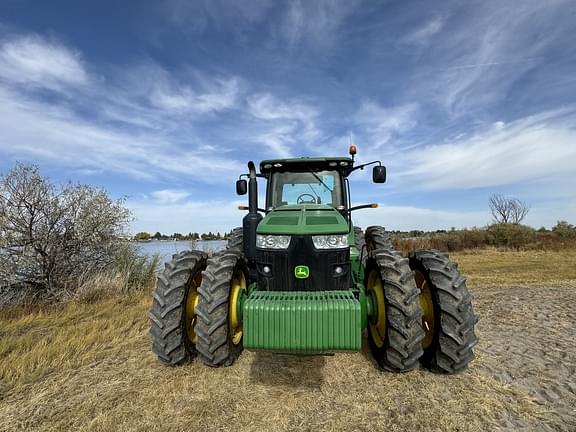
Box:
[137,240,227,265]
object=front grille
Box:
[256,235,350,291]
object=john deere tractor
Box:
[149,147,477,373]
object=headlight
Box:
[256,234,291,249]
[312,234,349,249]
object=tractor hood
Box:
[256,204,349,235]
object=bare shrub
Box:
[489,194,530,224]
[0,163,132,299]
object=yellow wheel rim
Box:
[185,271,203,345]
[229,268,246,345]
[416,271,435,349]
[367,269,386,348]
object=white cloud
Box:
[149,74,240,114]
[150,189,191,203]
[247,93,317,121]
[279,0,359,50]
[354,101,419,150]
[116,62,241,116]
[0,34,87,90]
[0,86,243,182]
[0,32,252,183]
[163,0,273,33]
[407,0,573,117]
[400,110,576,190]
[402,16,446,46]
[247,93,321,157]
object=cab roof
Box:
[259,157,354,176]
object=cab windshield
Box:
[268,170,344,208]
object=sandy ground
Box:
[1,281,575,431]
[471,281,576,430]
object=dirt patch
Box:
[1,282,575,431]
[471,281,576,430]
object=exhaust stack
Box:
[243,161,262,260]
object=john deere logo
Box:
[295,265,309,279]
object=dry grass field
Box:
[1,249,575,431]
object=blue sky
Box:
[0,0,575,234]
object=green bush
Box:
[552,221,576,239]
[485,223,537,249]
[112,242,160,290]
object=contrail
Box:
[441,57,540,71]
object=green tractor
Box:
[149,147,477,373]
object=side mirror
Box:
[373,165,386,183]
[236,179,247,195]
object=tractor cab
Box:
[260,157,350,211]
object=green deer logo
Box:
[294,265,310,279]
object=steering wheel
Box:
[296,193,317,204]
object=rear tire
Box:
[365,225,393,252]
[366,249,424,372]
[195,250,247,367]
[226,227,243,251]
[149,250,208,365]
[354,226,366,266]
[408,249,478,373]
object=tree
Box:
[488,194,530,224]
[134,232,151,241]
[153,231,162,240]
[552,221,576,238]
[0,163,131,296]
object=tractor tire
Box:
[226,227,243,251]
[366,249,424,372]
[195,250,247,367]
[149,250,208,365]
[354,226,366,265]
[408,249,478,373]
[365,225,394,252]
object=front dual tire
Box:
[365,238,478,373]
[408,250,478,373]
[195,251,247,367]
[366,250,424,372]
[149,250,247,367]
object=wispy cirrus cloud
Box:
[246,93,321,157]
[400,109,576,190]
[150,189,191,203]
[124,62,241,115]
[0,34,87,90]
[408,0,575,117]
[0,34,245,182]
[0,85,244,181]
[402,16,446,46]
[279,0,359,51]
[353,101,420,151]
[162,0,273,33]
